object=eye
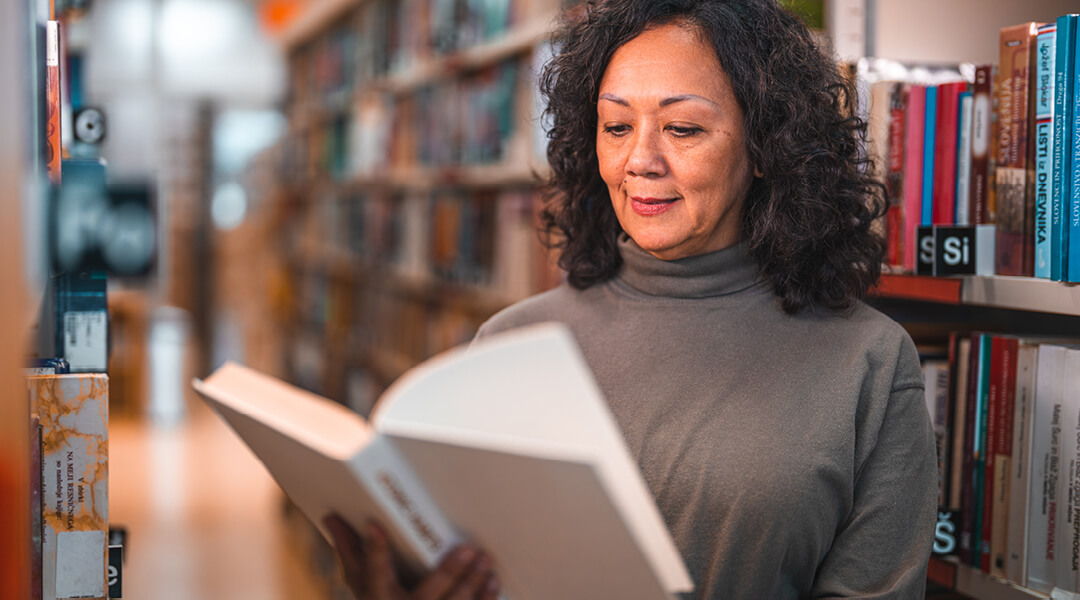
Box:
[602,123,631,137]
[667,124,703,137]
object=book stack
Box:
[920,333,1080,596]
[864,13,1080,282]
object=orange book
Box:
[45,20,62,184]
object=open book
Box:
[193,322,693,600]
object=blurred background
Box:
[2,0,1078,598]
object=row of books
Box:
[923,332,1080,595]
[866,14,1080,282]
[287,0,526,110]
[285,57,524,182]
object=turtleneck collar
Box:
[614,233,766,299]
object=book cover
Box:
[922,84,938,226]
[956,91,973,226]
[1027,343,1066,593]
[1052,14,1077,281]
[194,323,694,600]
[1006,342,1038,585]
[958,333,983,565]
[923,359,951,507]
[1056,348,1080,592]
[987,336,1018,577]
[885,82,908,267]
[903,84,927,270]
[1034,24,1056,278]
[970,65,994,225]
[932,81,965,225]
[45,20,61,184]
[26,374,109,600]
[996,22,1041,276]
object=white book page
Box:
[372,323,692,593]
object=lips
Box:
[630,196,678,216]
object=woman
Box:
[328,0,937,598]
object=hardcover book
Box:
[26,374,109,600]
[996,22,1042,277]
[1033,24,1056,278]
[193,323,694,600]
[44,20,61,184]
[1052,14,1077,281]
[1027,343,1066,593]
[969,66,994,225]
[1055,348,1080,592]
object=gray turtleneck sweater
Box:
[474,235,937,599]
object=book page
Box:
[372,322,692,594]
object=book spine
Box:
[1058,349,1080,592]
[923,85,938,226]
[1028,344,1065,593]
[990,337,1018,577]
[949,337,972,512]
[903,85,927,270]
[956,91,974,226]
[959,333,981,564]
[997,23,1040,276]
[924,360,951,507]
[981,335,1004,572]
[885,83,908,267]
[1052,15,1076,281]
[970,66,994,225]
[45,20,61,184]
[30,414,42,600]
[933,82,963,225]
[972,334,991,568]
[1006,343,1038,586]
[27,374,109,600]
[1034,25,1057,278]
[1071,24,1080,282]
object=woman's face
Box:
[597,23,755,261]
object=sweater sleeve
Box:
[810,348,938,599]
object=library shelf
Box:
[277,0,359,48]
[875,274,1080,317]
[928,557,1049,600]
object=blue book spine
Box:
[1072,21,1080,282]
[1035,25,1057,279]
[923,85,938,225]
[1053,15,1077,281]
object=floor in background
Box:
[109,400,330,600]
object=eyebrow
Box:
[598,93,720,108]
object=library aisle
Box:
[108,403,326,599]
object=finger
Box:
[478,574,500,600]
[364,520,400,598]
[323,514,366,568]
[443,553,496,600]
[411,546,477,600]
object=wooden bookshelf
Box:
[928,558,1049,599]
[874,274,1080,317]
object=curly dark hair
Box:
[538,0,886,314]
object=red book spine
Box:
[902,84,927,271]
[969,66,993,224]
[885,83,907,266]
[981,336,1005,572]
[933,81,966,224]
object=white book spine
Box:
[1029,345,1065,592]
[1059,350,1080,593]
[956,93,974,226]
[1007,344,1039,584]
[349,435,463,571]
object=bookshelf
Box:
[269,0,566,412]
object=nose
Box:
[624,129,667,179]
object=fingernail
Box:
[453,546,476,565]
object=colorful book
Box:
[949,336,972,513]
[956,91,974,225]
[1027,343,1066,593]
[972,333,991,568]
[1070,23,1080,283]
[970,66,994,225]
[986,336,1018,577]
[932,81,965,225]
[1052,14,1077,281]
[45,20,61,184]
[1034,24,1057,278]
[26,374,109,600]
[996,22,1041,277]
[922,85,938,226]
[903,84,927,270]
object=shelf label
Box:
[64,311,108,372]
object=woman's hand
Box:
[323,515,500,600]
